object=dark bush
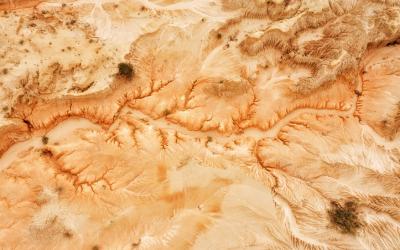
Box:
[41,136,49,145]
[118,63,134,79]
[328,201,361,234]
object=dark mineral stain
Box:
[63,231,73,239]
[40,148,53,157]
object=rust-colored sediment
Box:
[0,0,400,249]
[0,0,44,11]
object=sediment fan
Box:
[0,0,399,249]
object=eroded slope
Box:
[0,0,400,249]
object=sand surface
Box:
[0,0,400,249]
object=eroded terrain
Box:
[0,0,400,249]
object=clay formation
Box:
[0,0,400,249]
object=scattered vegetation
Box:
[118,62,134,79]
[92,246,100,250]
[2,68,8,75]
[41,136,49,145]
[328,200,361,234]
[217,33,222,39]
